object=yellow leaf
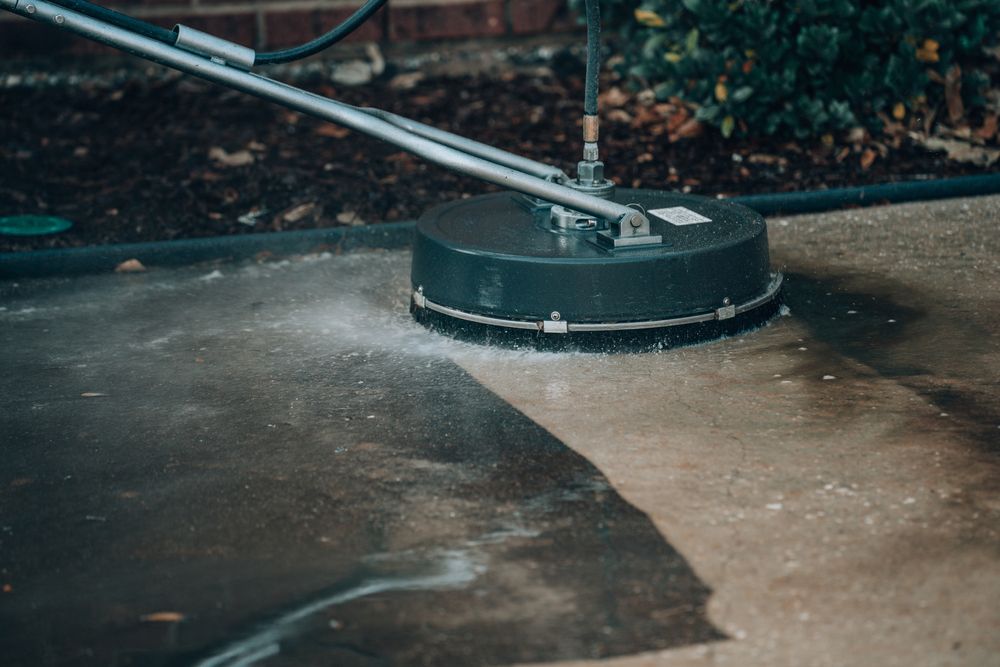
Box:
[634,9,667,28]
[721,115,736,138]
[922,38,939,53]
[715,82,728,103]
[892,102,906,120]
[915,48,939,63]
[664,52,682,63]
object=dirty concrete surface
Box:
[1,195,999,666]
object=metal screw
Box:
[723,297,732,306]
[25,4,36,13]
[550,311,561,321]
[54,14,64,23]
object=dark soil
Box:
[0,61,991,252]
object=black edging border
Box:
[2,173,999,280]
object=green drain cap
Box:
[0,215,74,236]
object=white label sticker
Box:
[648,206,712,226]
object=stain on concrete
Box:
[783,270,1000,456]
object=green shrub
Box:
[590,0,1000,138]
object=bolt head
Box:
[723,297,732,306]
[25,4,36,13]
[576,160,605,185]
[549,311,561,321]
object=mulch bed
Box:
[0,59,993,252]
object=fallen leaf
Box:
[859,148,877,170]
[892,102,906,120]
[670,118,704,141]
[846,126,867,144]
[599,86,630,108]
[208,147,255,168]
[388,71,425,90]
[114,258,146,273]
[237,208,268,226]
[315,124,350,139]
[913,135,1000,166]
[140,612,186,623]
[282,202,316,223]
[665,107,691,133]
[748,153,788,166]
[975,114,998,141]
[944,65,964,124]
[336,210,365,226]
[80,392,107,398]
[606,109,633,124]
[630,106,663,128]
[2,584,11,593]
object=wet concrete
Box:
[2,194,999,666]
[0,254,720,666]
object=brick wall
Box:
[0,0,579,58]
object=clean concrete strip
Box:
[449,195,1000,667]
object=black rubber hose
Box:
[730,173,1000,217]
[254,0,387,66]
[48,0,177,45]
[583,0,601,117]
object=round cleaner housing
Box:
[410,189,782,350]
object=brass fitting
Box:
[582,114,599,143]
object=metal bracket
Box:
[540,320,569,334]
[715,304,736,320]
[173,24,255,71]
[595,210,662,249]
[549,205,599,231]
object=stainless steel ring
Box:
[414,274,783,334]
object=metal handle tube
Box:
[356,107,569,183]
[3,0,643,227]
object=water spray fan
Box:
[4,0,782,349]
